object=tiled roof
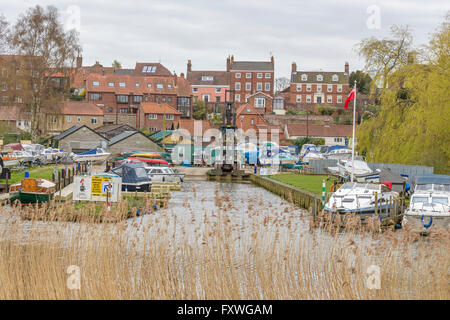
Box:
[291,71,349,84]
[286,123,353,137]
[55,125,106,140]
[63,101,104,116]
[230,61,274,71]
[95,124,136,134]
[236,103,265,116]
[186,71,229,86]
[134,62,172,76]
[149,130,174,142]
[141,102,182,115]
[109,131,139,145]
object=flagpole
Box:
[351,81,357,182]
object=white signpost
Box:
[73,174,122,202]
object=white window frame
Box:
[306,95,312,103]
[156,84,164,89]
[317,75,323,81]
[245,82,251,91]
[332,74,339,82]
[327,84,332,92]
[317,84,322,92]
[77,116,81,122]
[193,87,198,93]
[147,83,152,88]
[92,81,100,87]
[119,82,126,88]
[235,94,240,102]
[67,116,71,123]
[256,82,262,91]
[301,74,307,81]
[235,82,241,91]
[215,88,221,93]
[337,96,343,103]
[296,95,302,102]
[306,84,312,92]
[165,114,174,120]
[297,84,302,92]
[255,97,265,108]
[265,73,271,78]
[148,114,158,120]
[108,82,114,87]
[245,94,250,103]
[257,73,262,79]
[235,72,241,78]
[327,96,332,103]
[265,83,270,91]
[246,73,252,79]
[337,85,342,92]
[91,117,98,124]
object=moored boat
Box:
[72,148,110,163]
[9,178,56,204]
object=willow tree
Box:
[357,15,450,174]
[7,5,81,142]
[357,25,413,92]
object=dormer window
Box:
[142,66,156,73]
[317,74,323,81]
[332,74,339,81]
[301,74,307,81]
[201,76,213,81]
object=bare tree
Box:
[7,5,81,142]
[274,77,290,93]
[357,25,413,90]
[0,14,9,53]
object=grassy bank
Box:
[269,173,335,196]
[0,166,56,184]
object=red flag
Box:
[344,88,356,109]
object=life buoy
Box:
[421,215,433,228]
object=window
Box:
[327,84,332,92]
[257,73,262,78]
[296,95,302,102]
[77,116,81,122]
[235,94,240,102]
[317,84,322,92]
[338,85,342,92]
[133,95,143,103]
[90,93,102,101]
[1,96,8,102]
[135,83,140,87]
[327,96,332,103]
[119,82,126,88]
[168,97,172,103]
[147,83,152,88]
[216,96,221,102]
[107,107,113,113]
[245,94,250,102]
[297,84,302,92]
[16,83,22,90]
[167,84,172,88]
[202,94,210,102]
[67,116,72,123]
[177,97,191,118]
[1,69,6,77]
[306,84,312,92]
[120,108,128,114]
[92,81,100,87]
[265,83,270,91]
[1,82,7,91]
[201,76,213,81]
[162,97,166,102]
[116,95,128,103]
[265,73,271,78]
[246,73,251,79]
[337,96,343,103]
[306,95,311,103]
[165,114,174,120]
[193,87,198,93]
[108,82,114,87]
[332,74,339,81]
[317,74,323,81]
[301,74,308,81]
[334,137,343,142]
[245,82,251,91]
[251,119,254,125]
[15,96,22,103]
[215,88,221,93]
[148,114,157,120]
[235,82,241,91]
[235,73,241,78]
[156,84,163,89]
[255,97,265,108]
[257,82,262,91]
[91,117,98,124]
[142,66,156,73]
[273,98,284,110]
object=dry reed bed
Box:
[0,183,448,299]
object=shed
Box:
[54,125,108,153]
[108,130,162,156]
[95,124,137,140]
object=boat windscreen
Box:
[135,167,148,178]
[432,197,448,205]
[412,196,428,203]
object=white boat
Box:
[302,146,324,164]
[12,150,35,165]
[402,174,450,233]
[325,148,353,160]
[300,144,316,158]
[72,148,111,163]
[324,182,400,225]
[146,166,184,183]
[327,158,376,182]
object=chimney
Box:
[187,60,192,72]
[174,72,178,87]
[271,55,274,64]
[226,56,231,72]
[292,62,297,73]
[345,62,349,74]
[231,55,234,63]
[76,56,82,69]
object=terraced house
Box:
[70,58,193,130]
[288,62,350,107]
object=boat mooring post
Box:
[374,192,378,215]
[322,179,325,209]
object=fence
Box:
[308,159,433,183]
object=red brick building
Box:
[140,102,182,133]
[288,62,350,107]
[228,55,274,109]
[186,60,229,103]
[70,59,193,128]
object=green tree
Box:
[193,100,206,120]
[357,25,413,91]
[112,60,122,69]
[357,15,450,174]
[349,70,372,94]
[293,137,325,150]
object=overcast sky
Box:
[1,0,448,78]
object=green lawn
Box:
[269,173,336,196]
[1,166,56,185]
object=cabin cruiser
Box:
[302,146,325,164]
[325,148,353,160]
[146,166,184,183]
[41,148,66,162]
[72,148,111,163]
[402,174,450,233]
[111,163,152,192]
[12,150,35,166]
[324,182,400,225]
[327,158,377,182]
[299,144,316,158]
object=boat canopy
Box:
[111,163,151,185]
[415,174,450,185]
[326,145,347,153]
[76,148,100,155]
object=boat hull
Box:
[324,203,399,226]
[10,190,54,204]
[402,213,450,233]
[73,154,110,163]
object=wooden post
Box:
[374,192,378,216]
[5,173,9,193]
